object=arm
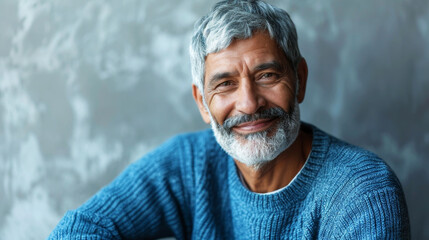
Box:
[49,136,193,239]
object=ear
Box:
[296,58,308,104]
[192,84,211,124]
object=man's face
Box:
[193,31,306,168]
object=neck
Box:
[234,126,313,193]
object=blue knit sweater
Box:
[49,124,410,239]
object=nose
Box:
[235,78,265,115]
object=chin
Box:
[210,100,301,170]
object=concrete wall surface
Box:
[0,0,428,239]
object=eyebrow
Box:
[207,71,237,88]
[253,61,285,73]
[209,72,234,84]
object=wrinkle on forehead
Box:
[205,32,285,82]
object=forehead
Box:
[204,32,287,79]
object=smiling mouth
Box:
[232,118,278,134]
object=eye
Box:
[216,80,234,89]
[219,81,232,86]
[259,72,279,81]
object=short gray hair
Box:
[190,0,302,93]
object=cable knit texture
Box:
[48,123,410,239]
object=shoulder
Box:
[163,129,215,151]
[139,129,216,162]
[170,128,217,151]
[310,125,403,198]
[115,129,215,181]
[310,126,410,237]
[129,129,224,180]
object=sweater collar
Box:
[227,122,331,212]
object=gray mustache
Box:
[222,107,287,130]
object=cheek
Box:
[262,83,296,108]
[208,95,235,124]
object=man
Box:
[49,0,410,239]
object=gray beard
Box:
[208,101,301,170]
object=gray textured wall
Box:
[1,0,428,239]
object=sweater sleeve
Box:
[48,135,193,239]
[323,187,410,239]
